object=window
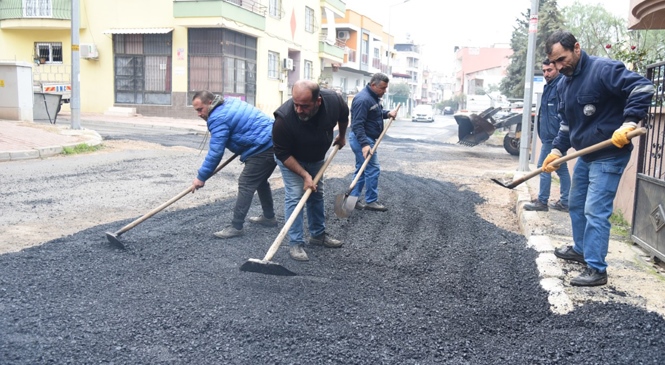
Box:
[304,60,313,80]
[113,33,172,105]
[23,0,52,17]
[268,51,280,79]
[35,42,62,63]
[269,0,282,18]
[188,28,258,105]
[305,7,315,33]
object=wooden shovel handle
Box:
[262,145,340,262]
[115,153,239,236]
[510,127,646,188]
[345,103,401,193]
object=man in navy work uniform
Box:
[272,80,349,262]
[524,59,571,212]
[191,91,278,239]
[348,73,398,211]
[543,31,653,286]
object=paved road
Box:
[386,115,459,144]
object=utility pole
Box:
[518,0,539,171]
[70,0,81,130]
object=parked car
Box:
[412,104,434,122]
[443,106,454,115]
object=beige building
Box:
[0,0,346,118]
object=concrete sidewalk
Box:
[0,111,206,162]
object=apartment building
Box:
[0,0,346,117]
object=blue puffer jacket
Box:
[553,50,653,162]
[351,84,390,146]
[197,97,274,181]
[538,73,562,144]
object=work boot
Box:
[523,199,548,211]
[213,226,243,239]
[248,215,278,227]
[570,267,608,286]
[554,245,585,264]
[309,233,343,248]
[364,201,388,211]
[548,200,569,212]
[289,244,309,261]
[355,200,366,210]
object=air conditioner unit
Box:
[80,43,99,59]
[283,58,294,71]
[337,31,350,40]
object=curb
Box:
[514,170,574,315]
[0,129,103,163]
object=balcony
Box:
[0,0,74,29]
[173,0,266,31]
[629,0,665,29]
[319,0,345,15]
[318,33,345,63]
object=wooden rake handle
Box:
[262,145,340,262]
[345,103,401,193]
[114,153,239,236]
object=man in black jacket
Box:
[272,80,349,261]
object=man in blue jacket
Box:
[191,91,278,239]
[349,73,397,211]
[543,31,653,286]
[524,59,571,212]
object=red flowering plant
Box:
[603,40,649,74]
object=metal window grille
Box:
[305,7,317,33]
[23,0,52,17]
[304,60,313,80]
[113,33,172,105]
[268,51,279,79]
[188,28,258,105]
[35,42,62,63]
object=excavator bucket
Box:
[454,112,497,146]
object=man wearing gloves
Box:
[191,91,278,239]
[543,31,654,286]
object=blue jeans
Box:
[536,141,571,206]
[275,157,326,246]
[569,153,630,272]
[349,131,381,203]
[232,148,277,229]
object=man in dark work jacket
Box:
[272,80,349,261]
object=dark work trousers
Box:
[231,148,277,229]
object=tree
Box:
[500,0,563,99]
[389,82,411,105]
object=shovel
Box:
[240,145,340,276]
[491,127,646,189]
[334,104,401,218]
[105,153,239,249]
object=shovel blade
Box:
[105,232,126,250]
[239,258,297,276]
[490,178,516,190]
[334,193,358,218]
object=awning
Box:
[103,28,173,35]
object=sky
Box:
[342,0,631,73]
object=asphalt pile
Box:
[2,148,665,364]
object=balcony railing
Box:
[347,49,356,63]
[318,32,346,48]
[0,0,71,20]
[173,0,266,16]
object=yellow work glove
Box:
[611,122,637,148]
[542,148,562,173]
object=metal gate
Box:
[632,61,665,261]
